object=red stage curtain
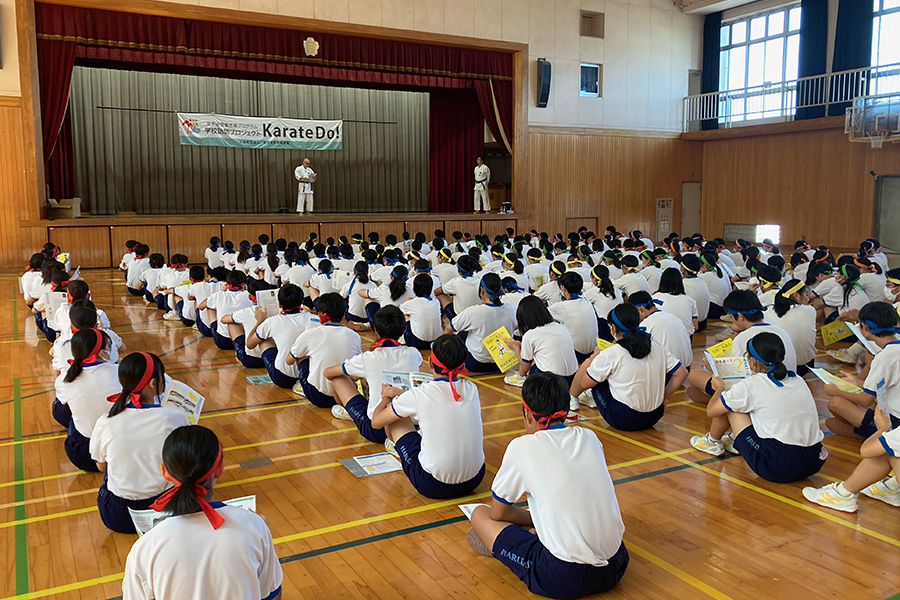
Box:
[474,79,513,155]
[37,38,77,200]
[429,89,484,213]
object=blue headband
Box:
[633,299,663,309]
[610,310,649,338]
[746,337,793,387]
[480,279,503,305]
[459,267,473,278]
[727,308,763,317]
[861,319,900,336]
[416,266,433,273]
[392,267,408,281]
[504,283,524,292]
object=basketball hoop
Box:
[866,129,891,149]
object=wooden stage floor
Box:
[0,269,898,599]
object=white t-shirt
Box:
[159,267,192,291]
[765,305,817,367]
[586,342,680,412]
[700,271,731,305]
[54,363,122,437]
[367,283,414,308]
[534,280,563,305]
[206,290,253,336]
[308,272,339,295]
[520,322,578,376]
[524,262,550,291]
[340,278,376,319]
[683,276,710,321]
[433,263,459,286]
[400,297,442,342]
[189,281,222,327]
[284,264,316,288]
[342,345,423,418]
[721,373,824,447]
[119,252,135,271]
[141,268,164,295]
[811,277,838,297]
[640,266,661,293]
[126,258,150,289]
[256,311,310,377]
[391,379,484,484]
[222,251,238,271]
[229,307,263,358]
[582,286,623,320]
[291,324,362,395]
[731,322,798,372]
[548,297,600,355]
[492,426,624,566]
[879,426,900,456]
[21,271,41,301]
[642,310,693,370]
[205,247,225,269]
[441,276,481,313]
[90,406,190,500]
[863,341,900,419]
[452,303,517,364]
[613,272,651,297]
[54,304,111,334]
[860,272,887,302]
[822,284,869,313]
[123,505,283,600]
[652,292,698,335]
[52,328,122,373]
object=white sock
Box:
[707,433,722,443]
[884,476,900,492]
[835,482,855,497]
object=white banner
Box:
[178,112,342,150]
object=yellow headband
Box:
[551,264,564,276]
[780,280,805,298]
[682,264,698,274]
[889,277,900,286]
[439,248,452,260]
[503,255,514,266]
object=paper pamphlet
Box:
[596,338,614,351]
[820,319,852,346]
[483,326,518,372]
[339,453,402,478]
[810,368,863,394]
[71,266,81,281]
[719,262,735,278]
[846,322,880,356]
[706,337,733,358]
[876,378,890,416]
[734,282,751,290]
[46,291,67,318]
[382,371,434,392]
[532,275,547,289]
[708,356,751,390]
[255,289,279,317]
[459,503,489,520]
[246,374,273,385]
[161,379,205,424]
[129,495,256,536]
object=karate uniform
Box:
[473,163,491,211]
[294,165,315,213]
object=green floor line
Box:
[14,378,29,595]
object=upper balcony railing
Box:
[683,62,900,130]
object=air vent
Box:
[580,11,605,38]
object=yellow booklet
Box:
[596,338,614,351]
[482,326,518,372]
[821,320,852,346]
[706,337,733,358]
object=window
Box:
[719,4,801,122]
[872,1,900,95]
[580,63,602,98]
[756,224,781,245]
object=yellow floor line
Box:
[626,539,733,600]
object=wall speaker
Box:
[536,58,551,108]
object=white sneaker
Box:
[331,405,352,421]
[569,395,580,412]
[191,324,200,331]
[721,431,740,455]
[860,477,900,507]
[802,482,858,513]
[578,390,596,408]
[690,433,725,456]
[291,382,307,398]
[162,311,180,321]
[714,330,732,341]
[827,347,861,364]
[384,438,399,459]
[503,373,526,387]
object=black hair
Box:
[250,244,263,259]
[608,304,651,359]
[69,303,98,331]
[480,272,503,305]
[50,270,70,291]
[352,261,370,285]
[275,238,287,252]
[258,233,270,245]
[412,273,433,298]
[602,250,622,269]
[389,265,409,301]
[505,253,525,275]
[109,353,165,418]
[521,372,570,427]
[316,292,347,323]
[266,252,280,272]
[748,332,788,381]
[516,295,554,334]
[838,264,861,310]
[588,264,615,299]
[66,279,89,301]
[430,334,467,374]
[456,255,478,277]
[373,305,405,339]
[209,236,220,250]
[680,254,701,276]
[700,251,723,278]
[773,279,806,318]
[225,270,246,288]
[318,259,334,275]
[125,240,138,250]
[159,425,221,516]
[277,283,304,311]
[658,268,685,295]
[627,291,654,308]
[189,265,205,282]
[223,240,235,255]
[557,271,583,296]
[723,290,765,322]
[639,249,658,268]
[237,240,252,264]
[135,243,150,257]
[64,329,110,383]
[210,266,229,282]
[28,253,44,271]
[549,260,567,280]
[149,253,165,269]
[756,265,782,287]
[859,301,899,338]
[805,261,833,286]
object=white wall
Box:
[0,0,20,95]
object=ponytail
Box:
[700,252,722,278]
[608,304,651,359]
[746,333,790,385]
[64,329,108,383]
[389,265,409,301]
[591,264,616,299]
[156,425,222,518]
[480,272,504,306]
[109,353,165,418]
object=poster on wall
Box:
[177,113,343,150]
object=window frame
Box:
[872,0,900,70]
[579,63,603,98]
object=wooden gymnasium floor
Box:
[1,268,899,600]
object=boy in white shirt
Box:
[629,291,693,370]
[549,272,599,363]
[246,284,309,389]
[221,279,270,369]
[199,270,253,350]
[324,306,422,443]
[287,293,362,408]
[158,254,191,321]
[467,372,628,598]
[141,253,167,307]
[125,243,150,296]
[187,267,226,338]
[172,265,206,327]
[400,274,442,350]
[118,239,137,278]
[371,334,486,498]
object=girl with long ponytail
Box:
[817,263,869,323]
[448,272,516,373]
[341,261,375,327]
[359,264,414,329]
[583,264,624,341]
[699,251,731,319]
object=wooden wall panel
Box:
[444,220,481,237]
[46,226,111,268]
[222,224,271,248]
[364,221,403,242]
[701,128,900,248]
[565,217,599,234]
[481,219,516,238]
[167,224,222,265]
[319,222,364,244]
[272,223,319,245]
[403,220,445,239]
[109,225,167,265]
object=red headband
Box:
[67,329,104,366]
[430,352,467,401]
[51,280,70,291]
[151,444,225,529]
[171,262,187,269]
[522,401,568,430]
[318,312,330,325]
[107,352,155,408]
[371,338,401,349]
[225,283,242,291]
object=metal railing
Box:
[683,61,900,130]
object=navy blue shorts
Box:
[442,302,457,321]
[394,431,485,499]
[575,350,593,364]
[403,322,434,350]
[143,289,154,303]
[345,310,368,323]
[733,426,827,483]
[295,358,336,408]
[97,474,161,534]
[233,334,265,369]
[364,302,381,329]
[175,301,195,327]
[597,318,613,342]
[528,366,575,388]
[465,353,499,374]
[154,293,167,311]
[696,318,707,332]
[708,303,725,320]
[492,525,628,599]
[345,393,386,443]
[854,409,900,438]
[591,380,664,431]
[64,422,99,472]
[196,318,213,338]
[262,347,298,389]
[126,286,144,297]
[44,325,58,343]
[210,323,235,350]
[51,398,72,428]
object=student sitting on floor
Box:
[286,293,362,408]
[466,372,629,599]
[504,295,578,392]
[118,239,138,277]
[305,259,338,305]
[221,279,270,370]
[629,291,693,372]
[371,334,486,499]
[534,261,566,306]
[125,243,150,296]
[172,265,206,327]
[690,332,827,483]
[199,270,253,351]
[583,264,624,342]
[652,268,698,336]
[141,253,166,306]
[399,274,442,350]
[90,353,190,533]
[570,303,687,431]
[324,306,423,443]
[448,272,517,373]
[549,271,599,363]
[51,301,123,375]
[436,255,482,319]
[680,254,711,332]
[766,279,817,376]
[158,254,191,320]
[820,302,900,439]
[340,261,376,330]
[699,251,731,319]
[245,283,309,389]
[52,280,110,333]
[123,425,283,600]
[360,264,415,329]
[54,328,121,472]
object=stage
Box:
[26,212,530,269]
